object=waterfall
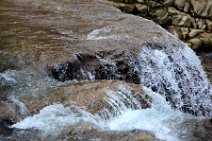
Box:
[137,43,212,116]
[11,43,212,141]
[12,86,196,141]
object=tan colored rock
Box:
[155,9,169,24]
[171,15,183,25]
[0,0,185,75]
[206,20,212,30]
[11,124,159,141]
[183,2,190,13]
[191,0,212,18]
[64,128,159,141]
[167,26,182,38]
[179,16,193,27]
[197,20,206,29]
[135,4,148,13]
[19,80,151,114]
[189,38,202,50]
[118,3,135,13]
[174,0,187,11]
[188,29,203,38]
[180,27,189,39]
[168,7,187,16]
[149,1,161,7]
[164,0,174,6]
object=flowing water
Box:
[11,44,212,141]
[0,0,212,140]
[12,87,196,141]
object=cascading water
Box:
[12,86,197,141]
[11,44,212,141]
[137,44,212,116]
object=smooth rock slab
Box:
[19,80,151,116]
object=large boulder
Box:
[0,0,211,140]
[18,80,151,117]
[0,0,183,74]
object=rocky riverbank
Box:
[108,0,212,53]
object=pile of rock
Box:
[109,0,212,52]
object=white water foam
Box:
[11,43,211,140]
[106,87,193,141]
[137,44,212,116]
[12,104,98,137]
[12,86,196,141]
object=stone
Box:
[149,1,161,7]
[191,0,212,18]
[9,125,159,141]
[135,4,147,13]
[164,0,174,6]
[155,9,169,20]
[197,20,207,29]
[118,3,136,13]
[167,26,182,39]
[0,0,212,140]
[0,0,184,74]
[61,126,159,141]
[171,14,183,26]
[168,7,186,16]
[180,27,189,39]
[206,20,212,30]
[183,2,190,13]
[189,38,202,50]
[20,80,151,115]
[188,29,203,38]
[192,119,212,141]
[174,0,186,11]
[178,16,193,27]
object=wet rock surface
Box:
[1,124,160,141]
[192,118,212,141]
[18,80,151,117]
[0,0,212,140]
[49,50,140,83]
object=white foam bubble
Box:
[12,104,98,137]
[106,87,191,141]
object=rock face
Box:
[0,0,185,73]
[2,125,159,141]
[0,0,212,140]
[19,80,151,117]
[109,0,212,52]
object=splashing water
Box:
[137,44,212,116]
[11,44,212,140]
[12,104,99,137]
[12,86,197,141]
[106,87,194,141]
